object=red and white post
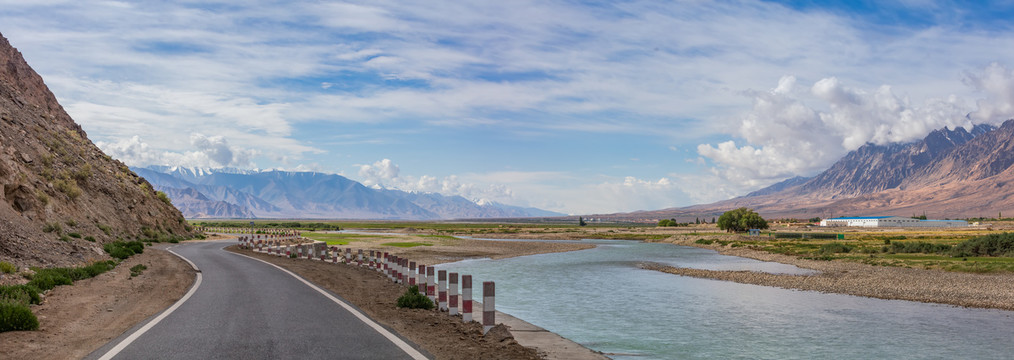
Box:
[438,270,448,311]
[462,275,473,322]
[426,267,436,302]
[483,281,495,334]
[448,272,459,316]
[418,264,428,293]
[408,261,417,286]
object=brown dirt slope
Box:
[0,32,194,268]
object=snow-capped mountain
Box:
[133,166,565,219]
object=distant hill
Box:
[0,34,193,268]
[134,166,566,220]
[604,121,1014,221]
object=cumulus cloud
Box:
[966,63,1014,124]
[97,134,259,168]
[356,159,515,203]
[698,74,975,189]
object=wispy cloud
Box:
[5,1,1014,213]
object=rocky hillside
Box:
[0,33,193,268]
[608,121,1014,221]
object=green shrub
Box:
[68,232,82,239]
[65,219,77,227]
[42,223,61,233]
[156,191,172,206]
[0,285,41,305]
[129,264,147,277]
[54,178,82,200]
[396,285,434,310]
[694,239,715,245]
[103,241,145,260]
[0,262,15,274]
[97,224,112,236]
[952,233,1014,257]
[890,241,951,254]
[84,236,96,242]
[26,269,72,291]
[819,243,853,254]
[0,302,39,332]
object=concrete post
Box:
[418,264,427,293]
[438,270,448,311]
[426,267,436,302]
[409,261,416,286]
[483,281,495,334]
[462,275,472,322]
[449,272,459,316]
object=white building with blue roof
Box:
[820,216,967,228]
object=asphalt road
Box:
[85,240,427,360]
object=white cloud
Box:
[356,159,516,203]
[966,63,1014,124]
[698,73,976,191]
[97,134,259,168]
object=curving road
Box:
[85,240,428,360]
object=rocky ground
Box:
[645,237,1014,311]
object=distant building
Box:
[820,216,967,228]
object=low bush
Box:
[103,241,145,260]
[84,236,96,242]
[889,241,951,254]
[819,243,853,254]
[0,302,39,332]
[129,264,147,277]
[694,239,715,245]
[68,232,82,239]
[0,261,15,274]
[396,285,434,310]
[97,224,112,236]
[0,285,41,305]
[951,233,1014,257]
[42,223,61,233]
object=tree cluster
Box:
[717,208,768,233]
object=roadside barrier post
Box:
[462,275,472,322]
[483,281,495,334]
[426,267,436,302]
[400,259,408,284]
[438,270,448,311]
[357,249,364,266]
[418,264,427,293]
[449,272,459,316]
[409,261,416,286]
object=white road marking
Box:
[97,246,203,360]
[229,251,429,360]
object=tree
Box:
[579,217,587,226]
[717,208,769,233]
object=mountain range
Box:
[133,166,564,220]
[605,120,1014,221]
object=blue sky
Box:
[4,0,1014,215]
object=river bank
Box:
[645,237,1014,311]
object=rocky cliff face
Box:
[0,33,193,268]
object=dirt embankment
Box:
[0,247,195,360]
[229,246,542,360]
[644,238,1014,311]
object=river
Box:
[434,239,1014,359]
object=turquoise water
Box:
[435,240,1014,359]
